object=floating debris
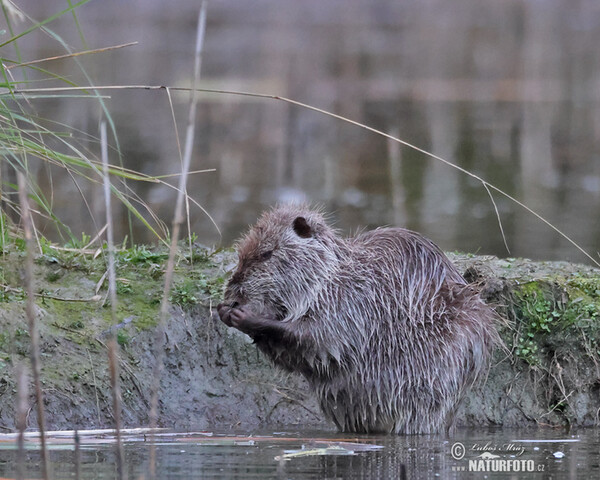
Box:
[274,441,383,461]
[275,445,354,461]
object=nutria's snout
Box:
[216,300,240,313]
[217,300,243,327]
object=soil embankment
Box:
[0,246,598,432]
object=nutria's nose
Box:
[230,301,239,309]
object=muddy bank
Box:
[0,245,599,432]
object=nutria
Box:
[217,204,498,434]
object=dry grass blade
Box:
[148,3,207,477]
[17,172,49,480]
[165,86,195,261]
[483,183,511,255]
[101,121,125,479]
[5,41,138,70]
[12,84,597,267]
[267,96,596,267]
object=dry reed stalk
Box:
[101,121,125,479]
[15,362,27,480]
[17,172,49,480]
[86,348,102,425]
[148,3,207,478]
[74,429,81,480]
[107,339,124,479]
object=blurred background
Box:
[5,0,600,263]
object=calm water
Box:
[4,0,600,264]
[0,428,598,479]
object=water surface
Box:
[7,0,600,263]
[0,427,598,479]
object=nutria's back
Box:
[218,204,499,434]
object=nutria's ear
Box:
[292,216,313,238]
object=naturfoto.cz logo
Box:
[450,442,545,473]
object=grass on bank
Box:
[0,1,210,253]
[0,237,229,346]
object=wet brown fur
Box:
[217,204,499,434]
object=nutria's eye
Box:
[259,250,273,261]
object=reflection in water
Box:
[0,428,598,479]
[7,0,600,263]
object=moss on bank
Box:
[449,254,600,427]
[0,241,235,431]
[1,241,229,334]
[0,245,599,431]
[512,278,600,365]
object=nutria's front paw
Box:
[227,307,252,331]
[217,303,284,340]
[217,302,236,327]
[217,303,252,331]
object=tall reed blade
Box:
[148,2,207,478]
[17,171,50,480]
[101,121,125,479]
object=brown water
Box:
[4,0,600,262]
[0,428,598,479]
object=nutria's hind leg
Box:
[369,419,397,434]
[444,414,458,435]
[442,397,463,435]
